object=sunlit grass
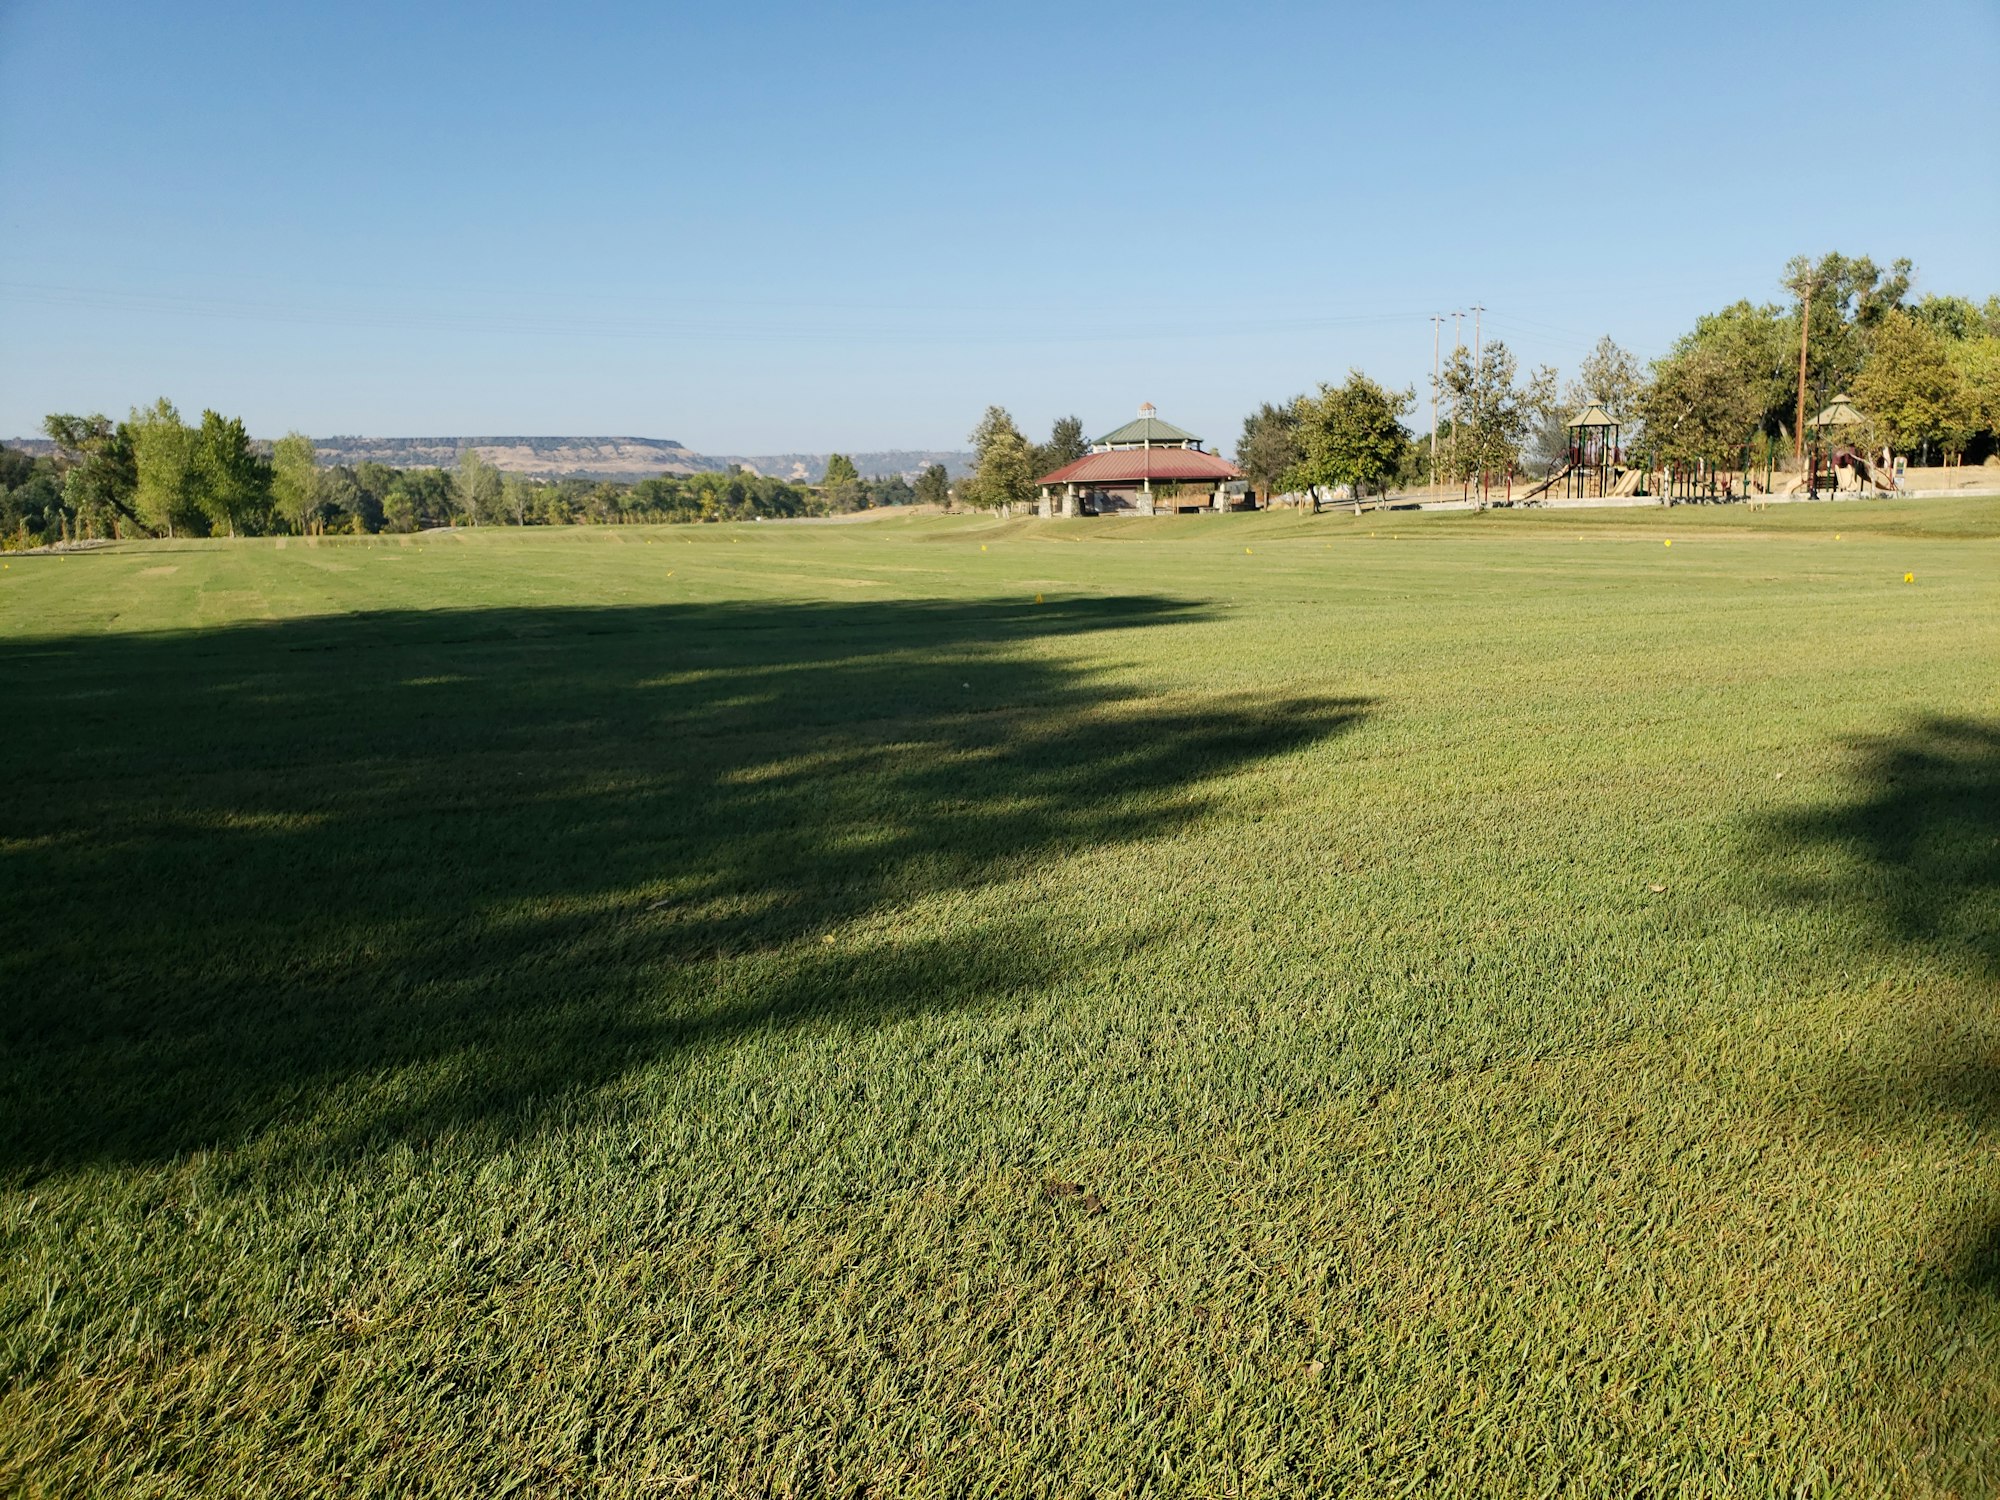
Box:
[2,498,1998,1496]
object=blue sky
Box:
[2,0,1996,452]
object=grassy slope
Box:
[1,501,1997,1497]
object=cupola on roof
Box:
[1095,403,1202,449]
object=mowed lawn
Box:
[2,500,1997,1497]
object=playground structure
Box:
[1516,392,1900,506]
[1517,404,1642,502]
[1564,405,1621,498]
[1779,394,1899,497]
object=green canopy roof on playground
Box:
[1810,394,1866,429]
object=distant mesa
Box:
[305,436,972,484]
[4,433,973,484]
[310,436,706,479]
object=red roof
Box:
[1037,448,1242,486]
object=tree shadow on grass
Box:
[1749,717,2000,1477]
[0,596,1370,1177]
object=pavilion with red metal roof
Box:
[1036,404,1243,516]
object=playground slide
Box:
[1607,468,1644,498]
[1515,464,1573,502]
[1858,458,1899,493]
[1780,461,1898,496]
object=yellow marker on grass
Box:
[1664,539,1672,547]
[1905,572,1915,583]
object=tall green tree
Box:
[42,412,137,538]
[1635,345,1762,472]
[1910,294,1986,343]
[820,453,864,511]
[269,432,322,533]
[0,452,65,546]
[501,472,535,526]
[1782,251,1912,408]
[1852,311,1975,462]
[913,463,950,508]
[128,398,200,538]
[1950,336,2000,450]
[963,406,1035,510]
[1030,415,1088,477]
[1235,401,1302,503]
[1285,373,1413,508]
[1438,341,1540,502]
[1661,301,1794,443]
[192,410,271,536]
[455,447,500,525]
[1565,336,1643,418]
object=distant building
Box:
[1035,404,1244,516]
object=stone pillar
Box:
[1137,481,1155,516]
[1038,486,1052,518]
[1061,484,1078,518]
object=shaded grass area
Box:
[1,595,1361,1169]
[2,505,1998,1495]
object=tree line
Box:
[10,254,1994,544]
[1,405,953,547]
[1231,253,2000,504]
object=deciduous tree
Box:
[913,463,950,508]
[1783,252,1912,407]
[1235,401,1301,504]
[192,410,271,536]
[501,472,534,526]
[1660,301,1794,443]
[1285,373,1412,508]
[129,398,199,538]
[1950,337,2000,450]
[270,432,322,533]
[1438,342,1537,503]
[964,406,1035,510]
[42,412,137,538]
[1635,345,1762,472]
[1853,311,1975,462]
[1565,336,1643,419]
[455,447,500,525]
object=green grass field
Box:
[3,500,1997,1497]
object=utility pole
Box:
[1430,315,1442,491]
[1793,282,1813,471]
[1471,305,1487,505]
[1451,311,1464,488]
